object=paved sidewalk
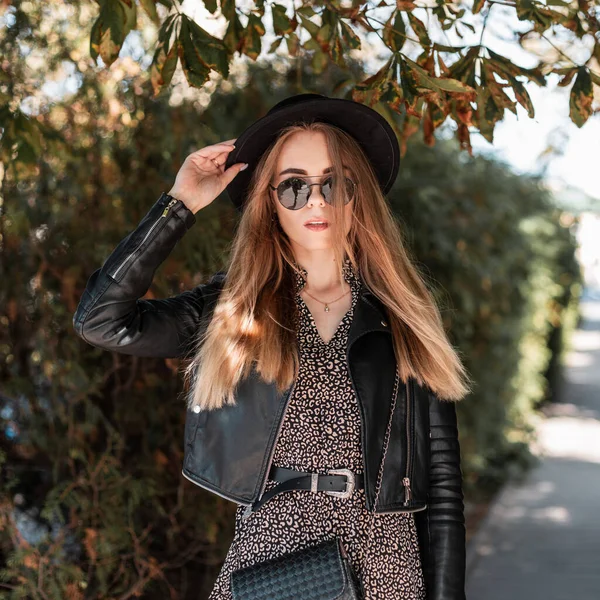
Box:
[465,291,600,600]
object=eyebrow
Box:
[277,165,349,177]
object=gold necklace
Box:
[301,285,351,312]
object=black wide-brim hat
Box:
[223,93,400,213]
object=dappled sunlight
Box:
[564,351,595,368]
[536,410,600,463]
[529,505,571,524]
[565,328,600,354]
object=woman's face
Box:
[271,131,354,251]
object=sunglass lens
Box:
[278,178,309,209]
[322,177,355,204]
[277,176,355,209]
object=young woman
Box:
[73,94,472,600]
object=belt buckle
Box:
[325,468,355,499]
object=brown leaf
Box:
[84,528,98,563]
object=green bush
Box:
[393,135,582,496]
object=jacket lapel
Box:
[348,282,392,348]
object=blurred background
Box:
[0,1,598,599]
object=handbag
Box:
[229,367,401,600]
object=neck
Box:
[294,254,348,295]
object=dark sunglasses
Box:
[268,175,356,210]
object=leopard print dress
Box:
[207,258,426,600]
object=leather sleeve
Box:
[426,390,467,600]
[72,193,214,359]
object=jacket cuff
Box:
[162,191,197,230]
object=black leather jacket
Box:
[73,192,466,600]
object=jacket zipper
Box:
[403,379,413,505]
[110,197,178,280]
[379,504,427,514]
[256,379,297,502]
[345,347,369,510]
[181,469,252,506]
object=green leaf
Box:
[243,14,264,60]
[269,35,284,53]
[139,0,159,25]
[485,48,544,88]
[512,78,535,118]
[399,55,421,107]
[382,11,406,53]
[298,13,319,38]
[316,23,332,46]
[178,17,211,87]
[569,67,593,128]
[296,5,317,18]
[330,34,346,68]
[185,15,229,79]
[149,13,178,96]
[407,12,431,47]
[482,61,517,114]
[432,42,467,53]
[472,0,486,14]
[379,80,405,114]
[312,50,328,75]
[475,84,495,143]
[449,46,479,87]
[485,48,522,78]
[120,0,136,34]
[404,55,475,95]
[223,9,245,55]
[271,3,293,35]
[359,55,394,91]
[339,20,361,51]
[203,0,218,14]
[515,0,555,33]
[90,0,131,67]
[354,56,395,106]
[285,32,300,57]
[432,77,476,94]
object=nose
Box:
[306,182,325,206]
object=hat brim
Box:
[223,97,400,213]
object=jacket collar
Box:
[348,282,392,349]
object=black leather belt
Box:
[242,466,364,518]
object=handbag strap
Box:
[357,366,400,593]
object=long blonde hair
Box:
[182,120,472,411]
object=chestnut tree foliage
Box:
[2,0,600,172]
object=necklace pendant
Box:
[324,305,330,312]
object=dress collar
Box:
[292,257,360,295]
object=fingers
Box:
[189,140,240,175]
[209,148,234,170]
[221,162,247,186]
[194,143,235,156]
